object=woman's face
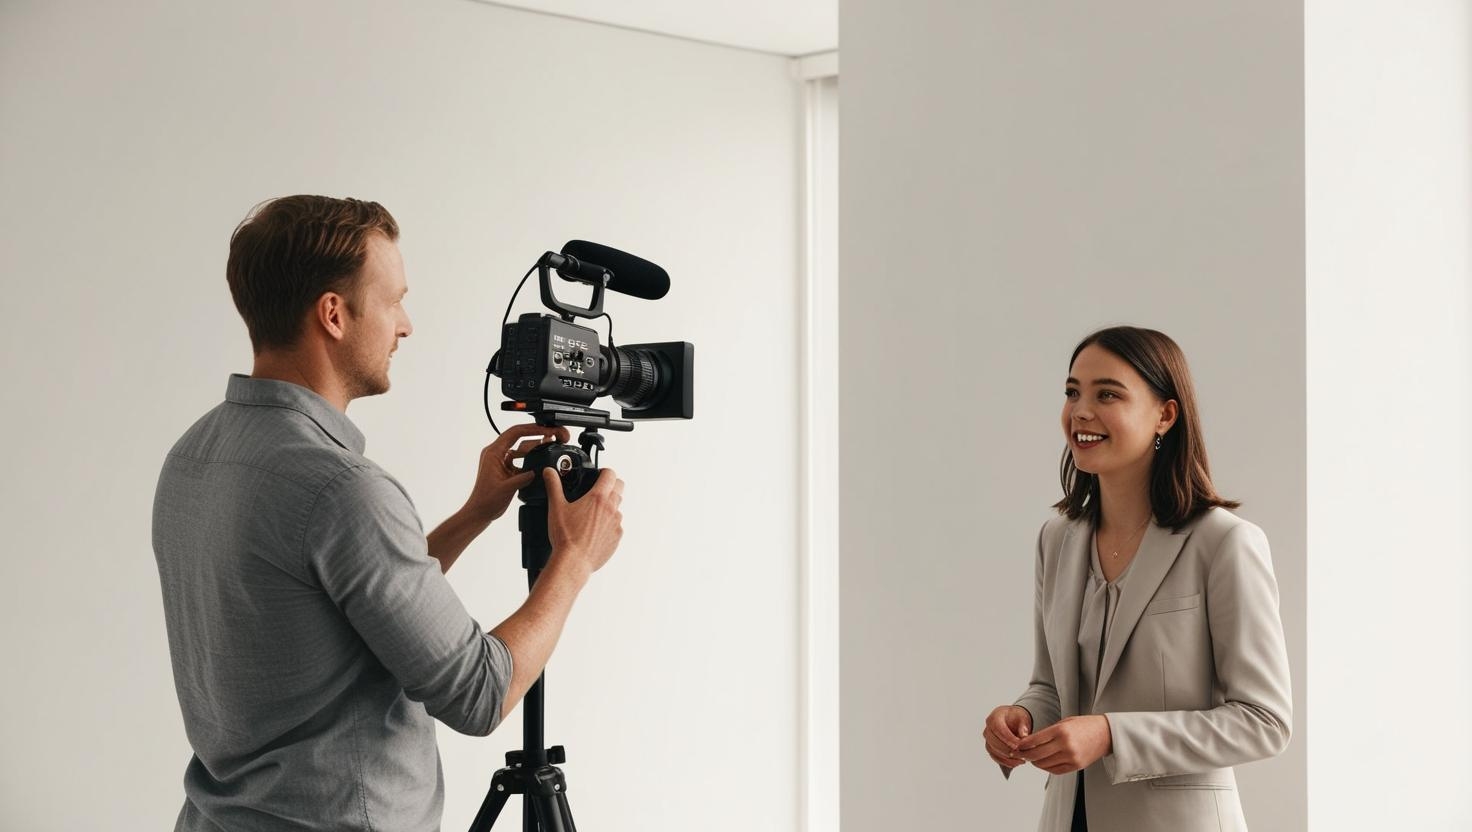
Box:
[1061,344,1177,477]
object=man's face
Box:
[341,234,412,399]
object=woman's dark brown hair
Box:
[1053,326,1239,531]
[226,195,399,353]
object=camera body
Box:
[496,312,694,422]
[499,314,605,404]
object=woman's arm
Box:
[1014,522,1064,733]
[1102,522,1292,784]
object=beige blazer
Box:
[1002,507,1292,832]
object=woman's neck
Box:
[1095,466,1153,536]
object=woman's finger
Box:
[1016,729,1056,756]
[1039,761,1077,775]
[983,733,1012,760]
[985,729,1027,764]
[987,716,1019,747]
[1041,755,1080,775]
[992,752,1023,769]
[1029,747,1071,771]
[1008,712,1032,737]
[987,743,1022,768]
[989,739,1024,765]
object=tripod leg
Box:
[554,791,577,832]
[468,772,514,832]
[530,795,568,832]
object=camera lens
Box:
[601,346,663,411]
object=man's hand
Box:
[1015,715,1112,775]
[466,424,570,522]
[543,466,623,576]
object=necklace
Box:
[1100,514,1152,559]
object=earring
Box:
[1154,434,1162,450]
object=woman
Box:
[983,327,1291,832]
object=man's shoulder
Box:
[162,399,370,495]
[311,459,415,518]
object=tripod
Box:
[468,426,610,832]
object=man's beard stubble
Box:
[344,344,391,400]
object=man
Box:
[152,195,624,831]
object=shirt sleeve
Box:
[302,464,513,736]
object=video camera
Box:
[487,240,694,432]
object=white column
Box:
[1306,2,1472,827]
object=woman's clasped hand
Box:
[985,706,1112,775]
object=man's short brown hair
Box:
[226,195,399,353]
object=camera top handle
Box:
[537,251,609,321]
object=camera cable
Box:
[484,263,538,436]
[484,261,620,438]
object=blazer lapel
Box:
[1092,521,1190,702]
[1047,519,1092,719]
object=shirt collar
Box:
[225,374,366,454]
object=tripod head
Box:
[513,430,607,573]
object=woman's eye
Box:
[1099,391,1118,400]
[1064,389,1078,399]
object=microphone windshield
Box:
[560,240,670,300]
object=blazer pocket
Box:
[1145,593,1201,616]
[1142,771,1236,789]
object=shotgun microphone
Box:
[559,240,670,300]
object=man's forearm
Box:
[489,552,591,721]
[426,502,495,573]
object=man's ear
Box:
[314,292,349,342]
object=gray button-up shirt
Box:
[153,375,513,832]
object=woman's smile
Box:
[1073,431,1108,450]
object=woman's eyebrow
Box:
[1065,376,1128,389]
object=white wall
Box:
[0,1,802,830]
[1306,2,1472,828]
[838,1,1306,829]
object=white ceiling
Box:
[473,0,837,57]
